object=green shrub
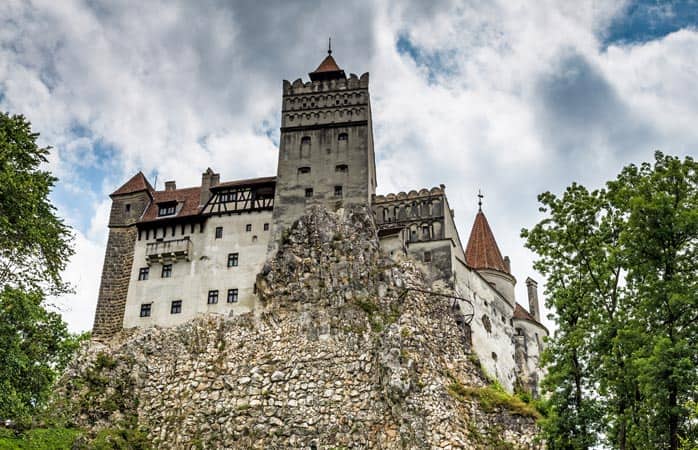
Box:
[448,381,542,420]
[0,427,81,449]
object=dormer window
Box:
[158,202,177,217]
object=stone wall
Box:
[61,207,542,448]
[92,226,137,338]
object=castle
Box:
[92,48,548,395]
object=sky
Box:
[1,0,697,333]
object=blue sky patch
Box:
[396,34,457,84]
[604,0,698,46]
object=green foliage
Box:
[83,422,151,450]
[0,427,81,449]
[0,112,73,295]
[0,288,86,424]
[522,152,697,449]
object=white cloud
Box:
[1,0,697,333]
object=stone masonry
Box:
[57,207,542,449]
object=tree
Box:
[522,152,697,449]
[0,113,73,295]
[0,112,80,424]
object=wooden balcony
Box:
[145,237,192,264]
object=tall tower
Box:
[92,172,153,338]
[271,46,377,243]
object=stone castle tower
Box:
[271,47,377,242]
[93,172,153,336]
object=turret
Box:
[93,172,153,338]
[464,197,516,304]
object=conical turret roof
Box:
[465,210,509,273]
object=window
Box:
[298,166,311,174]
[140,303,151,317]
[161,264,172,278]
[171,300,182,314]
[245,224,252,232]
[207,290,219,304]
[334,186,343,197]
[422,225,430,238]
[305,188,313,198]
[125,204,131,212]
[215,227,223,239]
[158,203,176,216]
[338,133,348,141]
[300,136,311,158]
[264,223,269,231]
[335,164,348,173]
[138,267,149,280]
[227,253,239,267]
[423,251,432,263]
[227,289,239,303]
[221,192,237,202]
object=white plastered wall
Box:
[123,211,272,328]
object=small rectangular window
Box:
[227,253,239,267]
[207,290,219,305]
[335,164,348,173]
[423,251,432,262]
[227,289,239,303]
[140,303,151,317]
[305,188,313,198]
[263,223,269,231]
[171,300,182,314]
[215,226,223,239]
[298,166,311,174]
[125,204,131,212]
[245,224,252,232]
[138,267,149,280]
[334,185,343,197]
[161,264,172,278]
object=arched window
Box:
[300,136,311,159]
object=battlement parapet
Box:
[374,186,445,204]
[282,72,369,95]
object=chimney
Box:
[200,168,220,206]
[526,277,541,322]
[165,180,177,191]
[503,256,511,273]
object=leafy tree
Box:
[522,152,697,449]
[0,112,73,295]
[0,112,81,424]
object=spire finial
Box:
[477,189,484,211]
[328,37,332,55]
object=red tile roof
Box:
[513,303,547,332]
[464,210,509,273]
[110,171,154,197]
[309,54,346,81]
[313,54,342,73]
[140,187,202,223]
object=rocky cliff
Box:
[53,207,542,449]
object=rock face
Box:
[55,206,542,449]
